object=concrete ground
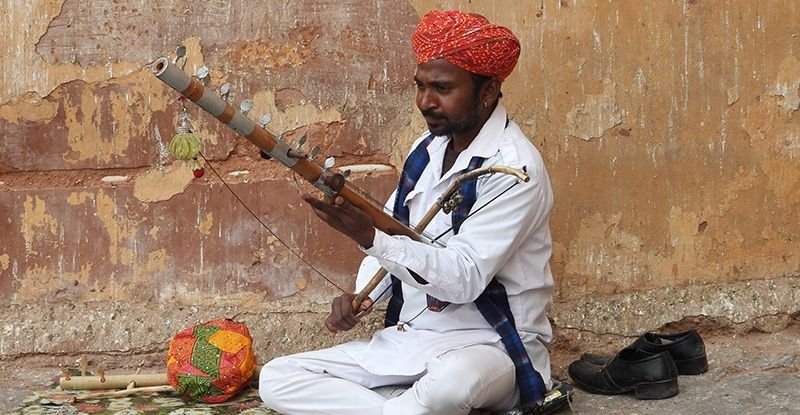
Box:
[1,322,798,415]
[548,322,800,415]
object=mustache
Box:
[421,109,445,119]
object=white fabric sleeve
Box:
[353,256,392,304]
[362,172,552,304]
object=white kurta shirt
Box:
[347,103,554,387]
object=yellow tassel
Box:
[168,110,203,161]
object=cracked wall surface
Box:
[1,0,799,364]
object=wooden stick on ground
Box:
[73,385,175,401]
[59,373,169,390]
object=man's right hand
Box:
[325,293,373,333]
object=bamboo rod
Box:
[59,373,168,390]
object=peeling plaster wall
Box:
[1,0,799,364]
[411,0,800,333]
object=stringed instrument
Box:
[151,57,528,313]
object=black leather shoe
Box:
[581,329,708,375]
[568,348,679,400]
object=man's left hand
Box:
[302,194,376,248]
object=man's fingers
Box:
[334,298,360,329]
[303,194,338,224]
[342,311,359,328]
[333,196,358,215]
[327,294,361,332]
[324,315,337,333]
[329,297,350,331]
[302,194,328,211]
[305,204,329,223]
[303,193,340,209]
[353,298,373,319]
[326,310,349,333]
[303,194,346,224]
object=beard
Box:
[421,97,482,137]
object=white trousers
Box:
[259,343,518,415]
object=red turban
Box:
[412,10,521,81]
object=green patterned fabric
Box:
[176,374,224,400]
[189,339,222,378]
[10,387,280,415]
[192,325,221,341]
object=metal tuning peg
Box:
[174,45,187,69]
[441,191,464,214]
[285,134,311,160]
[219,83,231,102]
[317,156,345,194]
[196,66,210,85]
[259,113,272,128]
[309,145,321,160]
[341,169,351,178]
[240,99,254,116]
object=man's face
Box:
[414,59,482,138]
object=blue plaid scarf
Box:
[385,134,546,407]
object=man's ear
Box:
[482,78,502,106]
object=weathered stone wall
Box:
[1,0,798,368]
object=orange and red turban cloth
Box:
[412,10,521,81]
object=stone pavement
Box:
[1,323,798,414]
[549,323,800,415]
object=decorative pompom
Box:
[168,132,203,161]
[166,319,256,403]
[168,110,203,161]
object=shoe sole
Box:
[571,377,679,400]
[633,378,680,399]
[675,355,709,375]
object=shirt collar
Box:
[427,102,508,178]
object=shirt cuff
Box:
[360,228,391,257]
[360,229,433,285]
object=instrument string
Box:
[199,150,524,325]
[429,177,521,244]
[199,151,350,294]
[358,173,524,325]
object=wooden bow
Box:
[350,165,530,313]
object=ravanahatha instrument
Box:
[150,57,529,314]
